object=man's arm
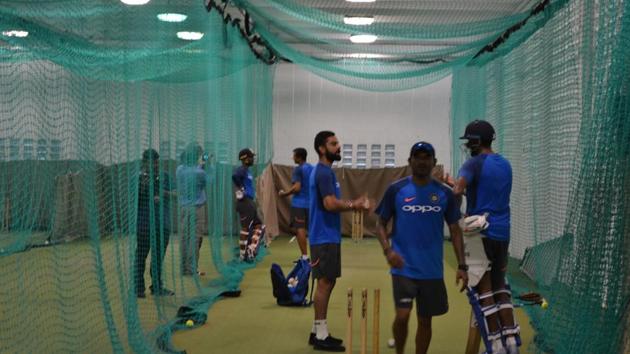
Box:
[449,222,468,292]
[315,169,368,212]
[452,176,467,197]
[279,182,301,197]
[231,169,244,189]
[446,176,465,208]
[433,166,466,205]
[376,217,403,268]
[322,194,368,212]
[280,167,303,197]
[161,173,177,198]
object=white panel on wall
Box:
[272,64,453,172]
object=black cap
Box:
[238,148,256,160]
[409,141,435,157]
[460,120,495,141]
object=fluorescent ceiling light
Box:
[157,13,188,22]
[346,0,376,2]
[343,16,374,26]
[177,31,204,41]
[2,30,28,38]
[120,0,151,5]
[344,53,390,59]
[349,34,377,44]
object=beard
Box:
[325,150,341,162]
[469,147,481,157]
[464,141,481,157]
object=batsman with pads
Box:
[232,148,266,262]
[442,120,519,354]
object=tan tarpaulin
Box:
[260,164,412,238]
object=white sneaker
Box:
[491,340,507,354]
[505,337,519,354]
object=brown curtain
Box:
[262,164,411,237]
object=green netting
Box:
[1,0,629,353]
[0,1,274,353]
[234,0,569,91]
[451,0,630,353]
[0,1,262,82]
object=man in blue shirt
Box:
[279,147,313,260]
[232,148,264,262]
[136,149,175,298]
[176,143,210,276]
[376,142,467,354]
[308,131,369,352]
[443,120,517,354]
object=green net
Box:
[1,0,629,353]
[451,0,630,352]
[0,1,273,353]
[234,0,569,91]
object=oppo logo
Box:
[402,205,442,213]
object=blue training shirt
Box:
[291,163,314,209]
[176,165,209,207]
[376,177,461,280]
[308,163,341,245]
[458,153,512,241]
[232,166,255,199]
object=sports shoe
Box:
[505,336,520,354]
[309,333,342,346]
[312,336,345,352]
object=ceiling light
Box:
[2,30,28,38]
[157,13,188,22]
[343,16,374,26]
[349,34,377,44]
[345,53,390,59]
[346,0,376,2]
[177,31,204,41]
[120,0,151,5]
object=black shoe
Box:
[312,336,345,352]
[136,291,146,299]
[151,287,175,296]
[309,333,343,346]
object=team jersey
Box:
[232,166,255,199]
[458,153,512,241]
[308,163,341,245]
[376,177,461,280]
[291,163,314,208]
[176,165,208,207]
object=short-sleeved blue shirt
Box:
[291,163,314,208]
[232,166,255,199]
[376,177,461,280]
[176,165,209,207]
[308,163,341,245]
[458,153,512,241]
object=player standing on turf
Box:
[376,141,467,354]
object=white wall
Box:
[272,64,453,171]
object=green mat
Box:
[173,237,534,354]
